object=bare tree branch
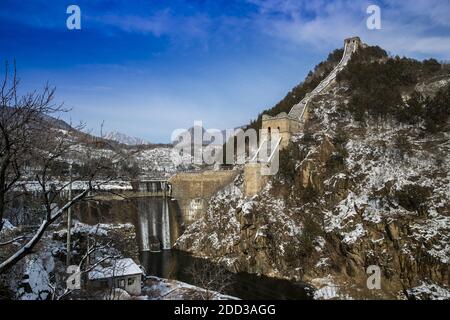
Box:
[0,61,132,274]
[0,189,90,273]
[0,235,30,247]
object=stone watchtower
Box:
[260,37,362,151]
[245,37,362,197]
[260,112,302,150]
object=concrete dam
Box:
[136,170,239,251]
[135,181,173,252]
[72,35,363,250]
[73,170,239,252]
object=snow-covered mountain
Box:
[104,131,149,146]
[175,41,450,300]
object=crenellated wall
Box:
[172,37,363,203]
[248,37,362,196]
[261,113,302,149]
[260,37,362,153]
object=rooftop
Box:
[88,258,143,280]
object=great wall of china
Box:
[259,37,361,149]
[168,37,362,223]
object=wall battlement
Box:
[260,37,361,151]
[247,37,362,196]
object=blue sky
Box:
[1,0,450,142]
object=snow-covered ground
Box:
[176,83,449,300]
[14,180,133,192]
[142,276,238,300]
[134,146,196,178]
[1,218,237,300]
[406,281,450,300]
[1,219,16,233]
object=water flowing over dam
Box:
[137,196,172,251]
[11,180,312,299]
[133,180,179,252]
[69,180,182,253]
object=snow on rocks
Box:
[314,236,326,252]
[315,257,330,268]
[410,215,449,242]
[241,201,254,215]
[325,192,361,232]
[16,254,55,300]
[54,221,134,238]
[324,193,368,244]
[341,223,366,245]
[311,276,341,300]
[406,281,450,300]
[175,181,243,254]
[142,276,238,300]
[410,215,450,264]
[1,219,16,233]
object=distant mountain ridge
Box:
[1,106,157,147]
[104,131,149,146]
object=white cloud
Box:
[387,0,450,28]
[87,9,211,40]
[247,0,450,59]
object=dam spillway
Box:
[136,180,175,252]
[70,179,181,253]
[137,196,172,251]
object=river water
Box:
[140,250,312,300]
[72,194,311,299]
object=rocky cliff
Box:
[175,43,450,300]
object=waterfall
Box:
[161,198,171,250]
[139,205,150,251]
[151,201,157,238]
[137,196,172,252]
[138,181,148,192]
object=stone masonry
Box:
[244,37,362,197]
[169,170,240,225]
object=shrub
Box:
[395,91,427,124]
[332,128,349,146]
[277,143,300,182]
[302,132,315,144]
[423,59,441,74]
[300,182,319,202]
[326,152,346,172]
[339,48,445,124]
[341,58,416,121]
[395,184,431,212]
[393,133,412,159]
[298,213,322,259]
[423,84,450,133]
[284,212,322,269]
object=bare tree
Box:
[0,62,129,274]
[0,61,64,232]
[41,229,119,300]
[186,260,232,300]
